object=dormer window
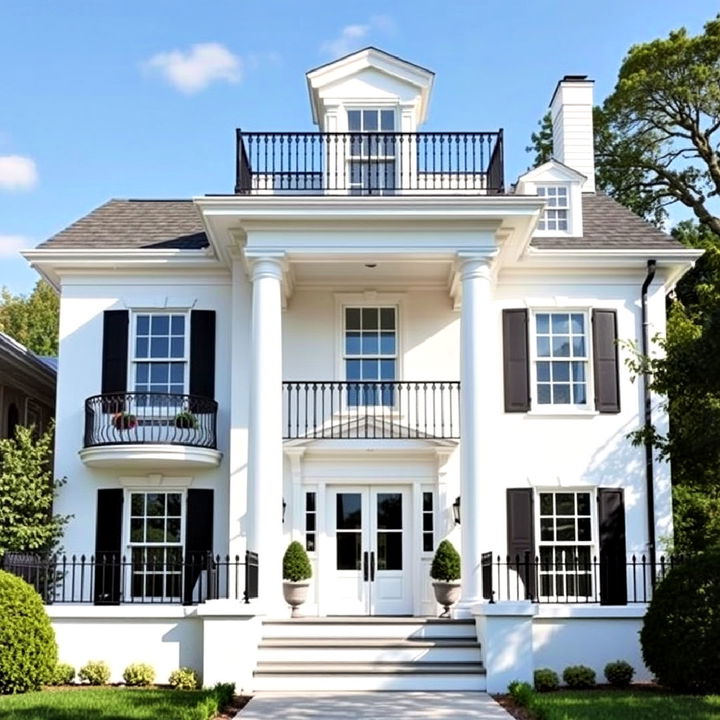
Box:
[537,186,569,232]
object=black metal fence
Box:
[84,393,218,449]
[481,552,685,605]
[1,551,259,605]
[236,131,504,195]
[283,381,460,439]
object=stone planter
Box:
[432,580,461,618]
[283,581,310,617]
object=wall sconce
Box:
[282,498,287,524]
[452,496,461,525]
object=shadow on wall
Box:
[163,620,203,680]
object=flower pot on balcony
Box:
[283,581,310,618]
[112,412,137,431]
[432,581,462,618]
[173,411,198,430]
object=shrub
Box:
[169,667,200,690]
[430,540,461,581]
[534,667,559,692]
[0,570,58,693]
[123,662,155,686]
[563,665,596,689]
[49,662,75,686]
[640,549,720,693]
[174,412,197,429]
[282,541,312,582]
[508,680,534,706]
[604,660,634,688]
[78,660,111,685]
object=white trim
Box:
[119,474,193,488]
[79,444,222,469]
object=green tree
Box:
[525,111,553,167]
[0,280,59,356]
[0,425,68,554]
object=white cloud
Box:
[321,15,396,58]
[0,156,38,191]
[0,236,32,258]
[143,43,242,94]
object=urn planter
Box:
[432,580,461,617]
[283,581,310,617]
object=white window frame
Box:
[537,184,569,232]
[535,488,596,601]
[129,311,190,410]
[530,309,592,412]
[125,489,186,602]
[346,107,398,194]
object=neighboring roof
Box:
[531,192,684,250]
[36,200,208,250]
[0,332,56,380]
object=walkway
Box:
[237,692,514,719]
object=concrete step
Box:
[261,618,476,640]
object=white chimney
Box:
[550,75,595,192]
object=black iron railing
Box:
[481,552,685,605]
[84,393,218,449]
[283,381,460,439]
[1,551,259,605]
[235,131,504,195]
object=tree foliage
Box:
[526,111,553,167]
[0,424,68,554]
[0,280,59,356]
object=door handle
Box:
[370,551,375,582]
[363,551,369,582]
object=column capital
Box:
[456,253,496,281]
[246,253,285,282]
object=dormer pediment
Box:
[517,159,586,186]
[306,47,435,129]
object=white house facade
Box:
[22,48,701,693]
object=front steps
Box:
[254,617,485,691]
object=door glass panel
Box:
[377,532,402,570]
[376,493,402,529]
[337,494,362,529]
[336,532,362,570]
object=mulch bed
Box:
[493,695,534,720]
[216,695,252,719]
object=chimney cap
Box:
[550,75,594,107]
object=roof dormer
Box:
[305,47,435,132]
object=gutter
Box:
[641,259,657,586]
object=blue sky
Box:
[0,1,717,294]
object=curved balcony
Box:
[80,392,221,469]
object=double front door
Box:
[327,485,412,615]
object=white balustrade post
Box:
[457,255,494,613]
[247,256,284,610]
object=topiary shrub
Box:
[604,660,634,688]
[49,662,75,686]
[0,569,58,693]
[640,549,720,693]
[562,665,596,689]
[282,541,312,582]
[168,667,200,690]
[430,540,461,581]
[534,667,559,692]
[78,660,111,685]
[123,662,155,686]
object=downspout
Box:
[641,259,657,586]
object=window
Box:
[534,312,588,406]
[305,492,317,552]
[422,492,434,552]
[537,186,568,232]
[128,491,183,600]
[133,313,188,401]
[538,491,593,599]
[344,307,397,406]
[347,109,396,194]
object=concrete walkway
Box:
[237,692,514,719]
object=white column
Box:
[457,255,494,612]
[247,255,284,610]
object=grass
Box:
[531,689,720,720]
[0,686,232,720]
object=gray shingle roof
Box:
[531,192,683,250]
[37,200,208,250]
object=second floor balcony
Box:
[235,131,504,196]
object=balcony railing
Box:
[283,381,460,440]
[84,393,218,449]
[481,552,686,605]
[1,551,259,605]
[236,131,504,195]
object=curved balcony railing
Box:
[84,393,218,449]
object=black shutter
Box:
[94,489,123,605]
[507,489,536,599]
[598,488,627,605]
[189,311,216,412]
[101,311,129,395]
[183,489,214,604]
[592,309,620,413]
[503,309,530,412]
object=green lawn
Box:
[0,687,230,720]
[532,689,720,720]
